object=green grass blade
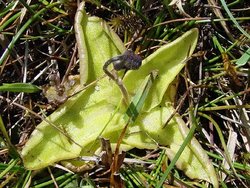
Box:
[126,70,158,121]
[0,1,16,18]
[0,159,19,178]
[0,83,41,93]
[219,0,250,39]
[0,12,21,32]
[156,110,197,188]
[0,116,19,158]
[236,48,250,66]
[198,112,238,177]
[0,2,61,65]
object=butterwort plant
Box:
[21,2,218,187]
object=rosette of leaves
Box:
[21,2,218,187]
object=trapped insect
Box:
[103,50,142,105]
[103,50,142,78]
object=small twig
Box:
[208,0,234,41]
[163,88,189,128]
[48,167,59,188]
[60,43,78,86]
